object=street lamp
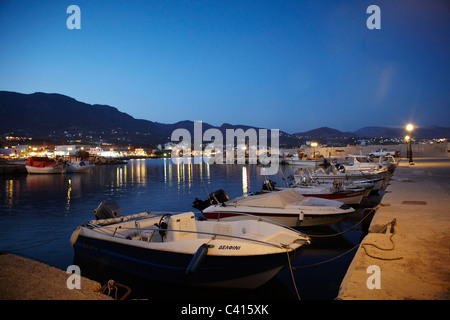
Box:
[405,124,414,165]
[311,142,318,158]
[404,135,410,159]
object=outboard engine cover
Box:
[261,179,276,191]
[94,199,122,220]
[193,189,229,211]
[208,189,229,204]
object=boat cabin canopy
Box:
[228,189,304,209]
[26,156,58,167]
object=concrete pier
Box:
[0,253,112,300]
[338,157,450,300]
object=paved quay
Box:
[338,157,450,300]
[0,253,112,300]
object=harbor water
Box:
[0,158,382,300]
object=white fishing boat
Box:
[313,165,386,181]
[66,160,95,173]
[282,157,324,169]
[341,154,384,172]
[294,165,386,192]
[339,154,398,174]
[71,200,310,289]
[195,189,355,227]
[25,157,66,174]
[261,179,365,205]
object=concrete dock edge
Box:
[0,252,113,300]
[337,157,450,300]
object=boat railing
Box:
[212,211,305,235]
[88,211,193,227]
[86,217,310,249]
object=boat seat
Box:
[166,212,197,241]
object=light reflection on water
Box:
[0,158,378,300]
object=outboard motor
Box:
[193,189,229,211]
[261,179,277,191]
[94,199,122,220]
[335,163,346,173]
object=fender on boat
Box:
[186,243,209,276]
[70,226,81,246]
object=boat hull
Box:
[73,235,303,289]
[300,192,364,205]
[202,208,353,228]
[288,188,365,205]
[66,165,94,173]
[25,165,66,174]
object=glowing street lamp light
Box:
[405,124,414,164]
[405,135,410,159]
[311,142,318,157]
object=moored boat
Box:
[261,179,365,205]
[71,200,310,289]
[195,189,355,227]
[294,166,386,193]
[66,160,95,173]
[25,157,66,174]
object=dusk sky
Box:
[1,0,449,133]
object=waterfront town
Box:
[0,133,448,162]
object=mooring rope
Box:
[305,204,380,238]
[293,242,360,269]
[360,219,403,261]
[1,227,77,253]
[293,217,403,269]
[285,248,301,300]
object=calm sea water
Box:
[0,158,381,300]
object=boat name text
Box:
[218,245,241,250]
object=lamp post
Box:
[311,142,318,158]
[406,124,414,165]
[405,135,410,159]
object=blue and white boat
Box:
[66,160,95,173]
[70,200,310,289]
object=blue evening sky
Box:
[1,0,449,133]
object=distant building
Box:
[55,145,90,156]
[358,140,368,146]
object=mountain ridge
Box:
[1,91,449,144]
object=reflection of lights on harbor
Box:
[164,159,210,187]
[140,160,146,185]
[188,162,193,189]
[6,179,14,209]
[116,167,123,187]
[168,159,172,184]
[130,159,147,185]
[163,158,167,184]
[242,166,248,195]
[177,161,181,188]
[65,178,72,216]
